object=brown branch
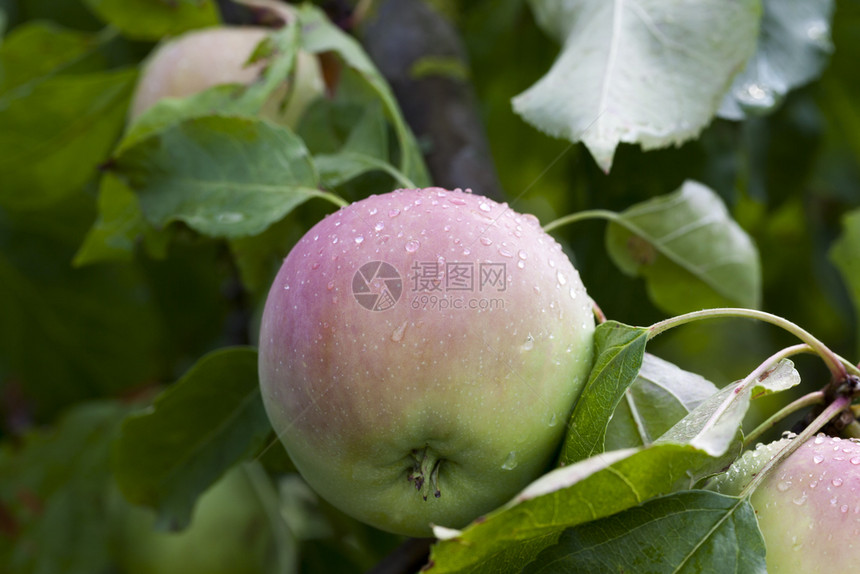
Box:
[365,537,434,574]
[359,0,504,200]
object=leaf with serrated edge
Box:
[522,490,765,574]
[606,180,761,314]
[111,115,325,239]
[561,322,649,464]
[606,353,719,450]
[514,0,760,171]
[112,347,272,529]
[427,444,712,574]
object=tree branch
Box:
[359,0,504,200]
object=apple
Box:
[128,22,324,127]
[712,433,860,572]
[110,465,275,574]
[258,187,596,536]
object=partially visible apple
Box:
[258,187,596,537]
[129,19,324,127]
[110,465,275,574]
[712,434,860,572]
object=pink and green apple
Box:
[714,433,860,572]
[129,19,323,127]
[258,188,596,536]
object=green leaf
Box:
[605,353,719,451]
[428,444,713,574]
[830,209,860,357]
[513,0,761,171]
[0,197,163,416]
[313,101,415,189]
[110,115,334,239]
[0,68,137,210]
[0,401,129,574]
[82,0,219,41]
[0,21,103,96]
[73,173,153,265]
[560,321,649,464]
[719,0,835,119]
[112,347,272,529]
[297,4,430,187]
[523,491,765,574]
[606,180,761,314]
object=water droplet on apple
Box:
[480,237,493,246]
[354,235,364,244]
[520,334,535,351]
[501,451,518,470]
[833,478,844,487]
[557,271,567,285]
[389,208,401,218]
[391,321,408,342]
[814,454,825,464]
[405,239,420,253]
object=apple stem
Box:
[739,394,852,499]
[591,300,607,324]
[541,209,619,234]
[647,308,855,383]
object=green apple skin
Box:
[129,26,324,126]
[713,434,860,572]
[111,466,274,574]
[258,188,596,537]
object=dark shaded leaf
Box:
[112,347,272,529]
[0,68,136,209]
[82,0,219,40]
[523,491,765,574]
[0,401,129,574]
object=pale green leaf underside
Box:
[514,0,761,171]
[605,352,719,450]
[719,0,835,119]
[606,180,761,314]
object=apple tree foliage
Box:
[1,0,859,572]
